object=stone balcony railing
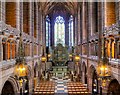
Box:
[89,32,99,42]
[0,59,15,71]
[0,54,41,71]
[104,22,120,37]
[80,54,120,65]
[110,58,120,69]
[0,21,38,44]
[0,21,20,38]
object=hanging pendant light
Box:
[41,47,46,63]
[97,35,111,86]
[14,32,28,79]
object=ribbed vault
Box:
[39,1,79,16]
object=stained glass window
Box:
[46,16,50,46]
[46,21,48,46]
[54,16,65,46]
[69,15,74,46]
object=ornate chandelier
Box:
[97,35,111,86]
[14,32,28,79]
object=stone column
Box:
[16,2,20,30]
[82,2,86,41]
[10,42,12,60]
[35,2,40,84]
[115,38,119,59]
[65,17,69,46]
[98,2,104,61]
[110,39,114,59]
[42,14,46,53]
[78,8,80,46]
[30,2,34,57]
[29,2,34,93]
[74,13,78,49]
[0,37,2,61]
[89,2,92,36]
[114,39,117,59]
[19,2,23,32]
[36,3,39,56]
[1,2,5,22]
[78,6,81,77]
[38,7,41,56]
[5,41,7,60]
[118,2,120,20]
[38,7,43,77]
[40,12,43,52]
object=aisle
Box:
[55,79,68,94]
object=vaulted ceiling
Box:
[39,1,80,16]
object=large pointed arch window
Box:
[69,15,74,46]
[46,16,50,47]
[54,16,65,46]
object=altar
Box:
[52,66,68,78]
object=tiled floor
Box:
[34,77,90,95]
[55,79,68,94]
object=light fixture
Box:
[97,34,111,87]
[74,55,80,63]
[14,32,28,77]
[14,63,28,77]
[97,61,111,78]
[41,56,46,62]
[69,54,72,58]
[41,48,47,63]
[14,31,28,94]
[48,53,51,58]
[69,53,72,61]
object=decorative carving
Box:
[52,43,69,66]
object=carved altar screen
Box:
[54,16,65,46]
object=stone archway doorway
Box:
[82,62,87,84]
[1,81,15,95]
[107,79,120,95]
[92,71,98,94]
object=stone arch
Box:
[34,62,38,77]
[27,65,32,78]
[82,62,87,84]
[92,69,98,94]
[6,39,12,60]
[1,76,19,95]
[107,79,120,95]
[88,65,98,93]
[11,40,16,59]
[88,65,96,78]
